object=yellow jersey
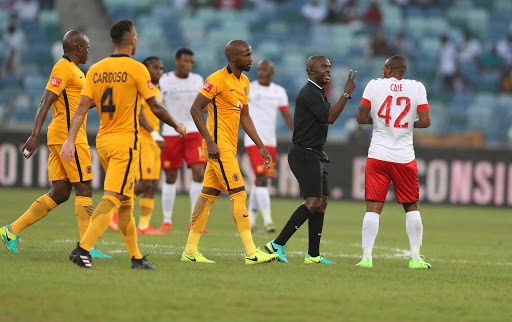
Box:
[81,54,155,149]
[140,85,161,141]
[46,56,87,145]
[199,65,250,151]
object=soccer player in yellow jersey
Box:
[134,56,166,235]
[181,40,279,264]
[0,30,110,259]
[61,20,185,269]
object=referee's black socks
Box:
[275,204,312,246]
[308,212,325,257]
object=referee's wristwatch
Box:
[342,92,352,99]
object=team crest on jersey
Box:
[147,81,154,90]
[203,80,214,93]
[243,86,247,96]
[85,165,92,174]
[232,173,240,182]
[50,76,62,88]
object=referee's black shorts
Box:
[288,148,329,198]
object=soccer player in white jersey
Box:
[355,56,432,269]
[158,48,207,232]
[244,60,293,232]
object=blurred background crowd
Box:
[1,0,512,147]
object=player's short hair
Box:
[110,19,134,46]
[142,56,161,67]
[175,47,194,59]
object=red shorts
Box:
[365,158,419,203]
[245,145,277,178]
[161,132,206,170]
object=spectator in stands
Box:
[480,45,503,71]
[439,34,457,92]
[301,0,327,25]
[370,30,393,57]
[217,0,243,9]
[498,69,512,94]
[392,31,415,60]
[325,0,347,24]
[497,33,512,68]
[13,0,39,22]
[347,118,370,145]
[452,69,473,93]
[1,24,20,78]
[340,0,361,26]
[458,30,482,64]
[362,1,382,26]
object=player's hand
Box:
[260,147,273,169]
[21,134,40,159]
[206,141,220,160]
[60,139,76,162]
[323,151,329,163]
[343,69,357,95]
[175,123,186,138]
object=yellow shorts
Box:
[48,144,93,183]
[97,144,140,198]
[136,138,161,181]
[203,148,244,193]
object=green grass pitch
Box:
[0,187,510,321]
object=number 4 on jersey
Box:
[101,88,116,113]
[377,95,411,128]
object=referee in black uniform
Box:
[266,55,357,263]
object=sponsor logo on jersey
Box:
[50,76,62,87]
[203,80,213,93]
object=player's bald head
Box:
[257,59,274,70]
[62,30,88,54]
[225,40,250,59]
[384,55,407,76]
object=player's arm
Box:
[60,95,94,162]
[357,103,372,124]
[327,70,357,124]
[241,104,273,169]
[139,105,165,148]
[414,110,430,128]
[190,92,220,159]
[21,89,58,159]
[280,108,294,132]
[145,96,186,137]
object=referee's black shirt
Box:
[292,80,330,153]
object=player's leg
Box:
[392,160,430,269]
[160,135,183,231]
[245,145,264,230]
[356,158,389,268]
[184,132,207,231]
[257,146,277,232]
[136,180,164,235]
[182,183,219,263]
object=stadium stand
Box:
[1,0,512,146]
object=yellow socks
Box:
[11,194,58,235]
[185,192,218,254]
[117,199,142,259]
[230,191,256,255]
[75,196,93,239]
[138,198,154,228]
[79,195,120,252]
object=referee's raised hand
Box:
[344,70,357,95]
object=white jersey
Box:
[159,71,203,136]
[361,77,429,163]
[244,81,289,147]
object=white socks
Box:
[161,183,176,224]
[361,212,380,261]
[406,210,423,262]
[189,181,203,220]
[248,186,273,226]
[248,188,258,226]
